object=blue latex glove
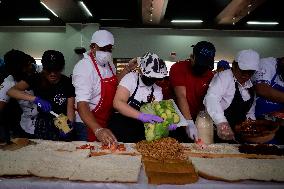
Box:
[137,113,163,123]
[33,97,51,112]
[168,124,177,131]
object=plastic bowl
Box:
[235,120,279,144]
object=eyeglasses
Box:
[90,44,113,53]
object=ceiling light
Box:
[40,1,58,17]
[19,18,50,21]
[79,1,93,17]
[100,19,129,21]
[171,20,203,23]
[247,21,279,25]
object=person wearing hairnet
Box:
[203,49,260,141]
[169,41,216,142]
[108,52,175,142]
[72,30,137,144]
[216,60,230,73]
[7,50,75,141]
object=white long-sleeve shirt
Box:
[72,53,116,122]
[203,69,256,125]
[0,75,38,134]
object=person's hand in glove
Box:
[168,124,177,131]
[137,113,163,123]
[33,97,51,112]
[216,122,235,140]
[185,119,198,141]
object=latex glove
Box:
[185,120,198,141]
[168,124,177,131]
[33,97,51,112]
[137,113,163,123]
[216,122,235,140]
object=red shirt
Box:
[169,60,214,120]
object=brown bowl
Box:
[235,120,279,144]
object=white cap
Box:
[236,49,260,71]
[90,30,114,47]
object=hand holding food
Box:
[185,120,198,141]
[217,122,235,140]
[140,100,181,141]
[137,113,163,123]
[94,127,117,145]
[168,123,177,131]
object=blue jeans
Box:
[72,122,88,141]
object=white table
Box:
[1,168,283,189]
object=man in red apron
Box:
[72,30,137,144]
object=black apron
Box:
[215,82,254,143]
[108,75,154,143]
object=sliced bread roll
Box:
[191,157,284,182]
[28,150,87,179]
[0,150,38,176]
[70,154,142,182]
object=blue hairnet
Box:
[217,60,230,70]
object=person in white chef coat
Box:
[72,30,137,144]
[203,49,260,141]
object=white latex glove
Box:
[185,120,198,141]
[216,122,235,140]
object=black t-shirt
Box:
[24,73,75,115]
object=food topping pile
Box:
[235,119,279,137]
[140,100,180,141]
[238,144,284,156]
[54,114,72,134]
[100,143,126,152]
[76,144,95,150]
[135,137,186,161]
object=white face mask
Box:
[96,51,112,66]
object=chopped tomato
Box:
[110,143,117,152]
[100,143,126,152]
[100,144,109,150]
[76,144,95,150]
[117,144,126,151]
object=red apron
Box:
[87,53,118,141]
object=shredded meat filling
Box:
[135,137,186,161]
